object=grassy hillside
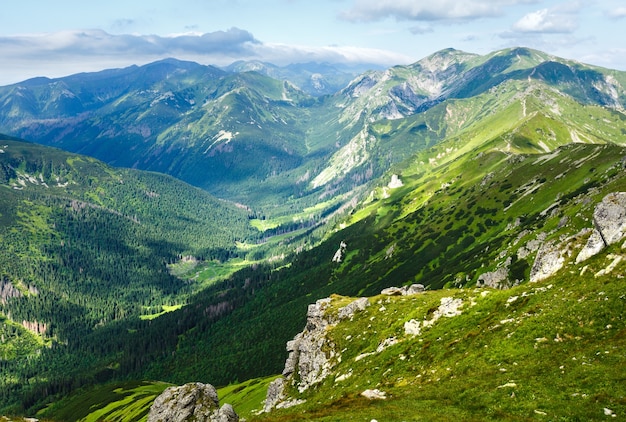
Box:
[2,48,626,419]
[27,140,624,419]
[0,136,257,413]
[254,245,626,421]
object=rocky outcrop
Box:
[147,382,238,422]
[332,241,347,263]
[0,277,22,305]
[529,192,626,282]
[476,265,509,289]
[264,296,370,411]
[380,284,424,296]
[577,192,626,263]
[529,240,565,283]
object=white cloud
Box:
[512,4,579,33]
[0,28,410,85]
[339,0,530,23]
[607,7,626,19]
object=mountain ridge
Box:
[2,47,625,217]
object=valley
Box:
[0,47,625,420]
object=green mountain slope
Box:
[255,246,626,421]
[2,47,626,419]
[3,48,625,219]
[32,141,625,418]
[0,136,257,413]
[34,142,626,422]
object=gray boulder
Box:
[263,378,286,413]
[577,192,626,262]
[337,297,370,320]
[530,240,565,283]
[147,382,238,422]
[380,284,425,296]
[477,266,510,289]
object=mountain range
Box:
[0,47,625,420]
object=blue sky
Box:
[1,0,625,85]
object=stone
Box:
[263,378,285,413]
[405,284,425,295]
[381,286,404,296]
[381,284,425,296]
[337,297,370,320]
[594,192,626,244]
[577,192,626,262]
[404,319,422,336]
[529,240,564,283]
[282,333,302,377]
[332,241,347,263]
[147,382,238,422]
[216,404,238,422]
[576,229,605,263]
[361,389,387,400]
[476,266,509,289]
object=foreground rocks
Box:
[264,296,371,412]
[576,192,626,262]
[148,382,238,422]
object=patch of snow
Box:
[204,130,238,154]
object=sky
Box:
[1,0,626,85]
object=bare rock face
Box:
[577,192,626,263]
[530,240,565,283]
[264,296,370,411]
[263,378,286,413]
[147,382,238,422]
[531,192,626,281]
[476,266,510,289]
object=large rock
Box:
[264,296,371,410]
[530,240,565,283]
[577,192,626,262]
[147,382,238,422]
[476,266,509,289]
[263,378,286,413]
[380,284,425,296]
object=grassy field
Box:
[36,376,277,422]
[251,245,626,421]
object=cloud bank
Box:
[0,28,410,85]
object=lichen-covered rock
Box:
[147,382,238,422]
